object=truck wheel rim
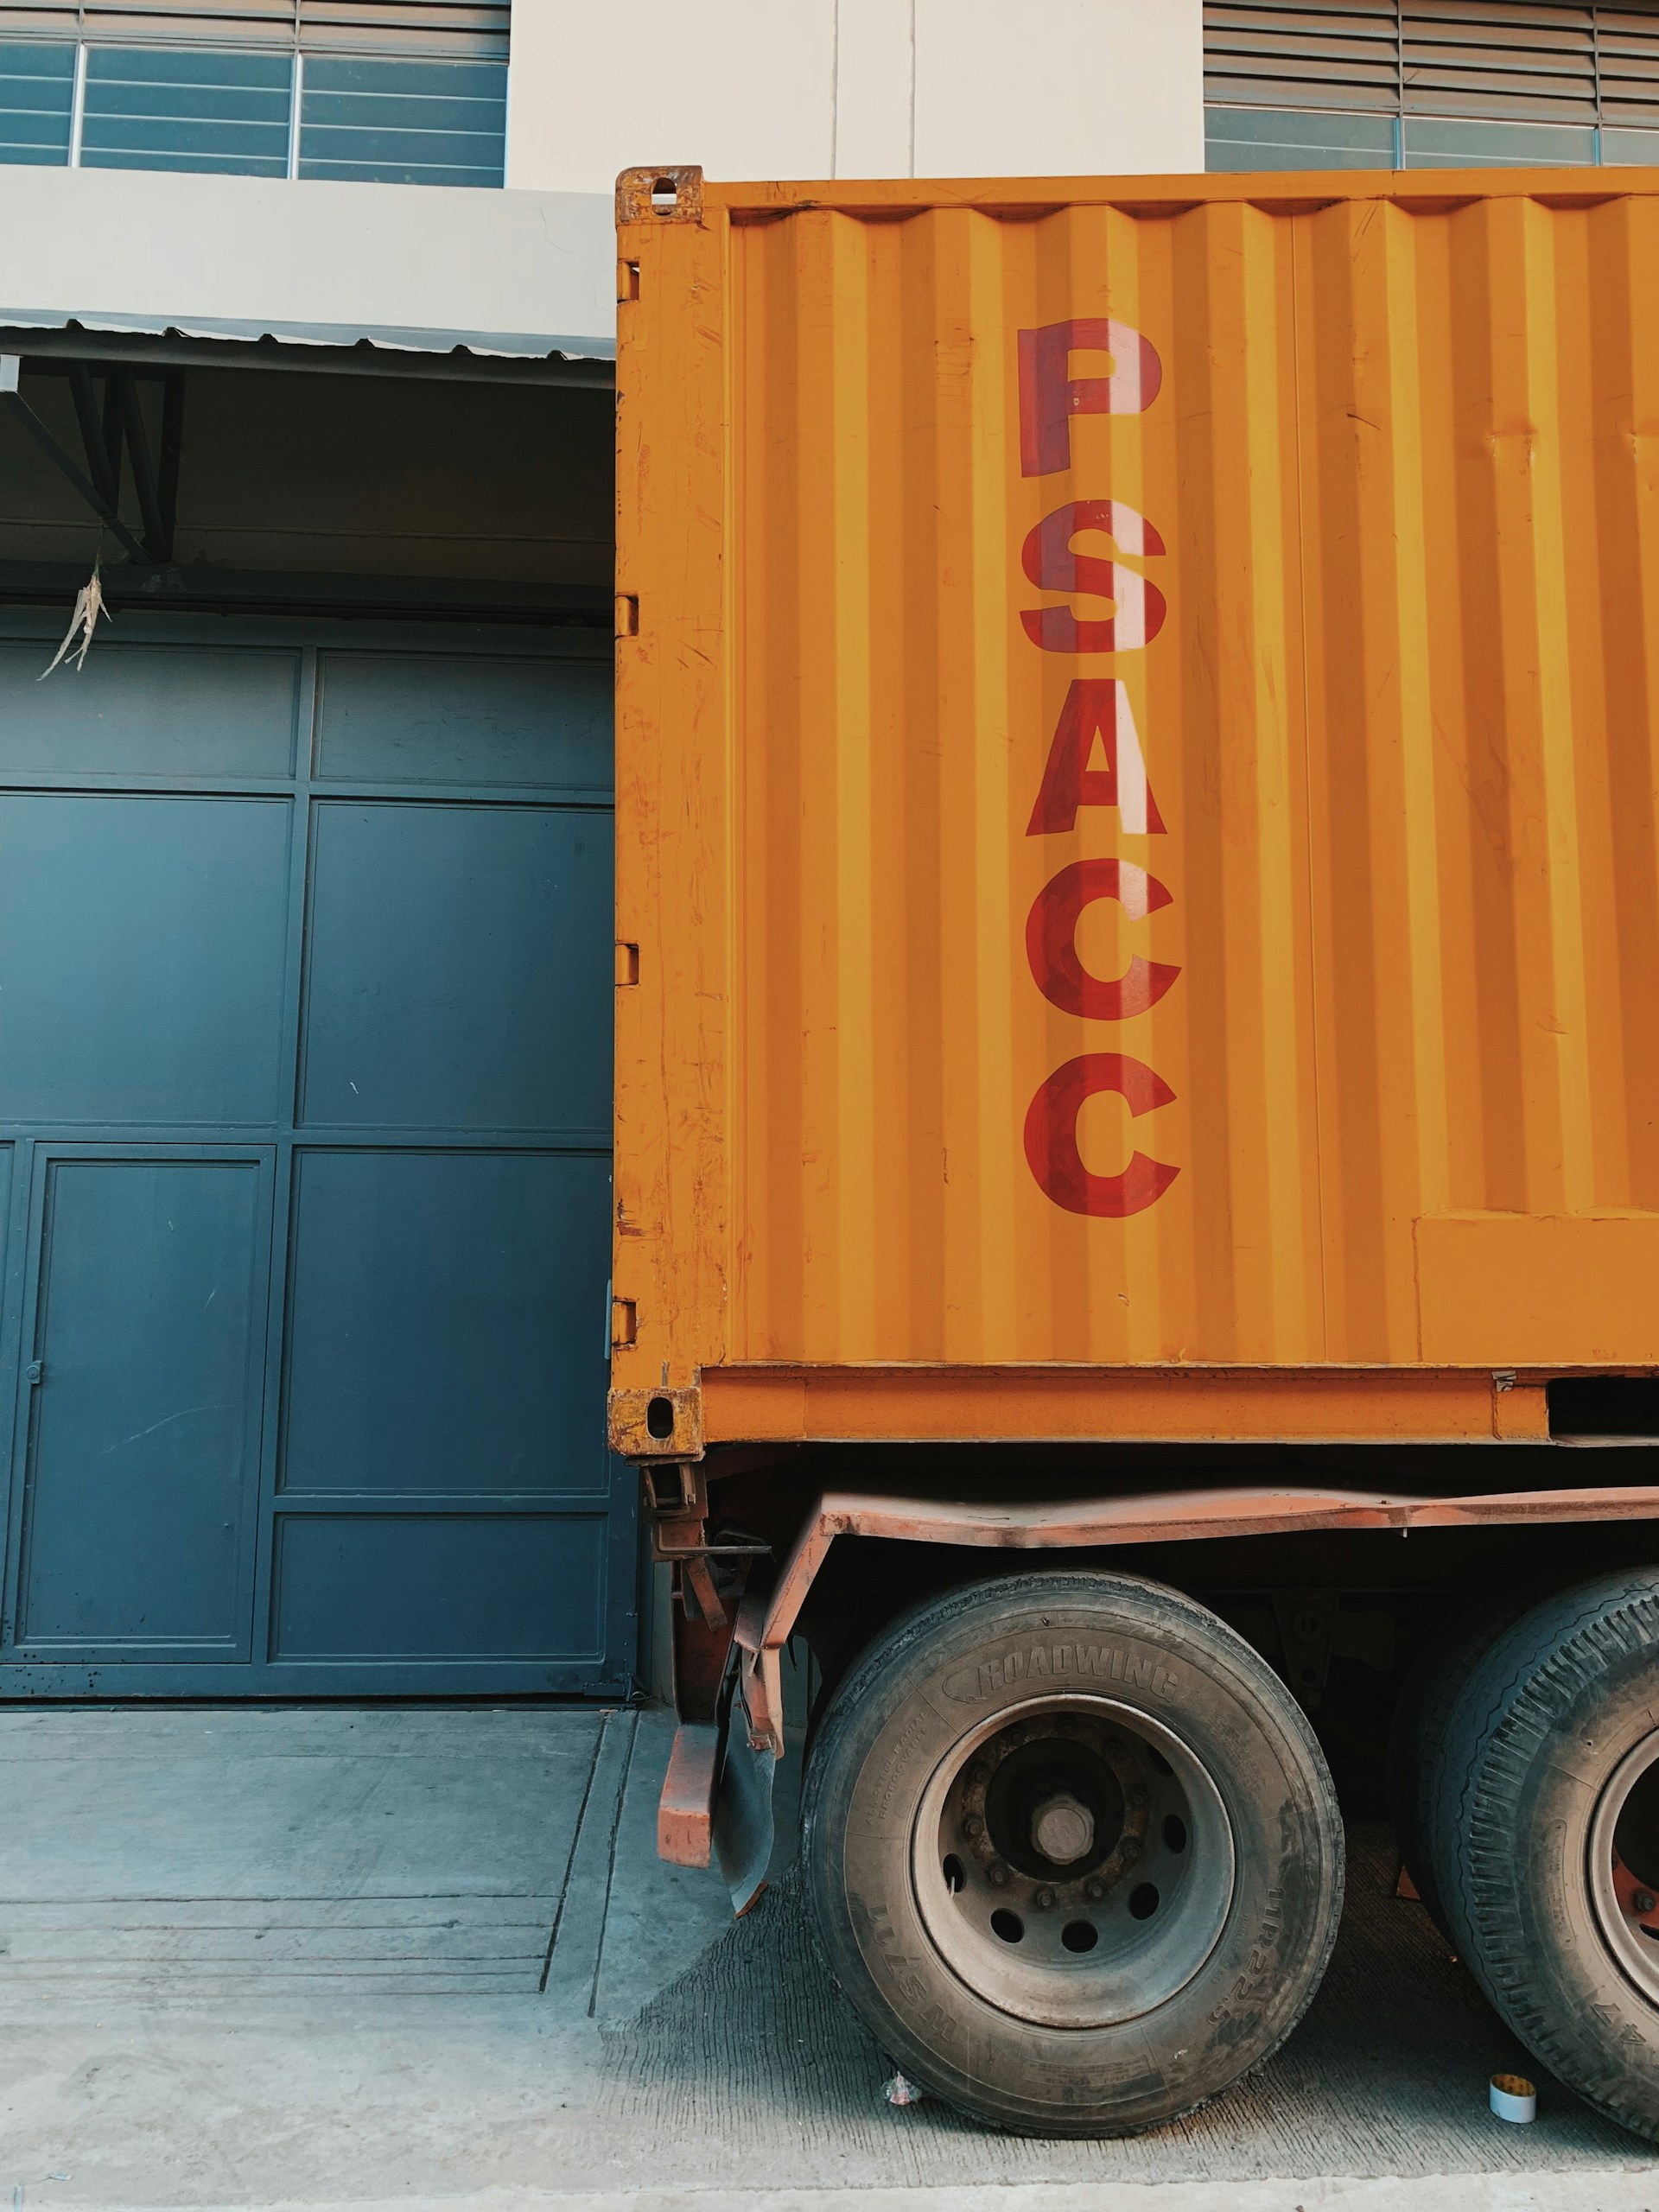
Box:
[909,1693,1236,2029]
[1589,1730,1659,2008]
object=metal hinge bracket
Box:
[615,165,704,226]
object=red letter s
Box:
[1020,502,1166,655]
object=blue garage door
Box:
[0,612,635,1695]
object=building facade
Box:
[0,0,1645,1699]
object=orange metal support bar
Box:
[700,1367,1553,1446]
[735,1481,1659,1757]
[658,1721,721,1868]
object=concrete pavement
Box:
[8,2189,1659,2212]
[0,1703,1653,2210]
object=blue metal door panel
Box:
[299,800,612,1135]
[0,639,300,779]
[0,794,293,1127]
[279,1148,612,1496]
[0,613,634,1700]
[12,1151,271,1657]
[313,650,611,792]
[269,1512,609,1663]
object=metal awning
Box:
[0,166,617,378]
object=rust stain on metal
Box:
[615,164,704,226]
[608,1384,704,1459]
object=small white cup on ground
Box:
[1491,2071,1537,2123]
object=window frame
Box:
[0,33,508,185]
[1203,0,1659,174]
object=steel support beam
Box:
[116,368,168,560]
[0,355,145,562]
[156,369,185,563]
[0,557,612,626]
[66,362,117,506]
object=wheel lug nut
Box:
[1084,1878,1106,1901]
[1030,1790,1095,1866]
[963,1815,983,1840]
[1035,1885,1056,1910]
[987,1859,1010,1886]
[969,1764,990,1786]
[1634,1890,1656,1916]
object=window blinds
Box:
[0,0,508,61]
[1205,2,1659,132]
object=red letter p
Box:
[1018,319,1163,478]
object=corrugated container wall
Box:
[613,170,1659,1439]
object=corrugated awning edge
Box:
[0,308,616,364]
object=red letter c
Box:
[1023,1053,1179,1218]
[1026,860,1180,1019]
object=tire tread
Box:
[1425,1571,1659,2144]
[802,1568,1345,2137]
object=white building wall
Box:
[0,167,615,356]
[912,0,1204,180]
[834,0,917,178]
[507,1,837,190]
[506,0,1204,192]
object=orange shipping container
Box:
[617,168,1659,2145]
[611,166,1659,1456]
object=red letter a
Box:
[1027,680,1166,837]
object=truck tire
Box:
[801,1569,1345,2135]
[1388,1581,1546,1936]
[1422,1571,1659,2143]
